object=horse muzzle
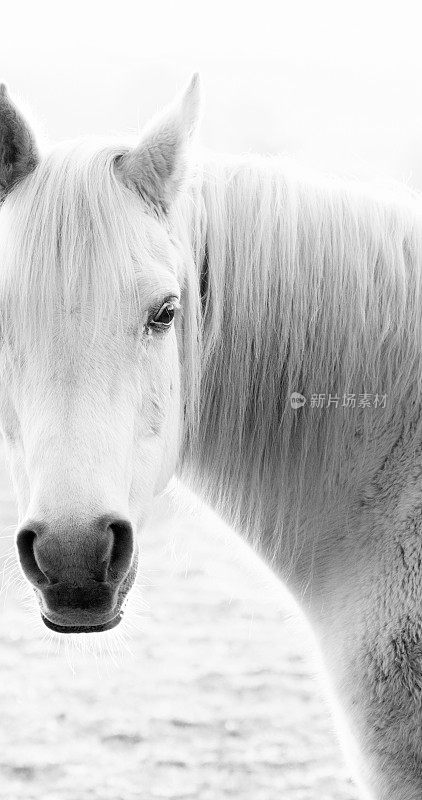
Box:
[15,514,138,633]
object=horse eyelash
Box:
[141,297,180,338]
[147,297,180,322]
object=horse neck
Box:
[177,153,422,585]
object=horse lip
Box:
[36,552,138,634]
[41,611,123,634]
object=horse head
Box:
[0,77,201,632]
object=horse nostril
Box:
[16,526,50,587]
[16,517,134,588]
[106,519,134,582]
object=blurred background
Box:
[3,0,422,185]
[0,1,421,797]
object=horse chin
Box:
[40,611,123,634]
[38,552,139,634]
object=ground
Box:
[0,456,358,800]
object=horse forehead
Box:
[14,343,133,407]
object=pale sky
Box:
[1,0,420,67]
[2,0,422,185]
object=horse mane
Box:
[175,152,422,570]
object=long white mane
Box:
[176,153,422,568]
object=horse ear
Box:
[0,84,39,198]
[117,73,201,213]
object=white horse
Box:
[1,75,422,799]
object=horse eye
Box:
[150,302,175,329]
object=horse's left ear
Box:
[0,84,39,198]
[117,73,201,214]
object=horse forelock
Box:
[0,140,187,352]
